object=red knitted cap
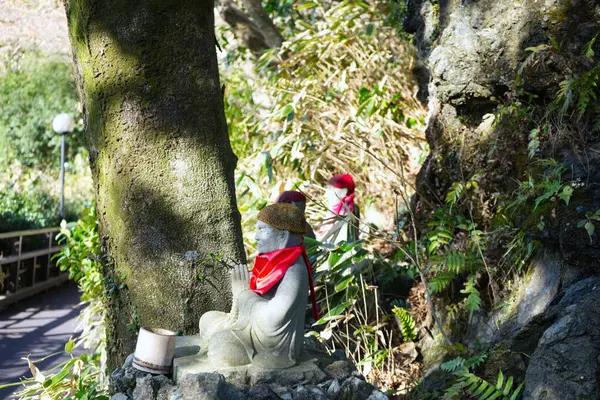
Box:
[275,190,307,204]
[328,174,355,194]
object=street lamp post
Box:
[52,113,75,221]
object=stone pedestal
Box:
[109,337,389,400]
[172,335,327,386]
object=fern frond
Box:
[516,43,551,87]
[446,182,465,206]
[527,128,540,159]
[461,278,482,315]
[445,250,466,273]
[553,76,574,116]
[450,370,524,400]
[441,357,466,372]
[582,32,599,58]
[392,306,417,341]
[576,63,600,120]
[464,352,488,370]
[430,271,457,293]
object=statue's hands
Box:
[229,263,250,319]
[231,263,250,298]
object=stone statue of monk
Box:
[316,174,360,244]
[197,203,318,369]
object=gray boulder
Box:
[335,377,376,400]
[246,383,280,400]
[323,360,356,381]
[133,375,156,400]
[177,373,224,400]
[523,277,600,399]
[292,385,328,400]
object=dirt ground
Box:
[0,0,70,57]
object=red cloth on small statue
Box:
[250,244,319,321]
[328,174,355,194]
[333,193,355,215]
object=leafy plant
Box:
[551,62,600,120]
[0,52,85,169]
[508,162,573,213]
[392,306,417,341]
[0,344,107,400]
[222,0,427,227]
[0,188,60,232]
[445,175,481,209]
[577,209,600,243]
[442,354,523,400]
[424,208,484,316]
[2,208,109,399]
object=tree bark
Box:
[219,0,270,53]
[239,0,284,49]
[64,0,246,371]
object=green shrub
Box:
[0,53,85,169]
[0,189,59,232]
[0,187,86,233]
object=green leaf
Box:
[472,380,489,397]
[430,272,456,293]
[534,190,554,210]
[314,301,352,325]
[559,185,573,205]
[327,251,342,269]
[481,385,497,399]
[496,370,504,390]
[585,221,595,236]
[44,358,76,389]
[487,392,503,400]
[296,2,318,10]
[549,35,560,51]
[335,275,355,292]
[65,338,75,353]
[273,103,295,119]
[503,375,514,395]
[441,357,465,372]
[510,383,524,400]
[392,306,417,341]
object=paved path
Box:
[0,282,83,399]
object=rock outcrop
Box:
[405,0,600,395]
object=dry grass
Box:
[224,0,427,235]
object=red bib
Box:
[250,244,319,321]
[332,193,355,215]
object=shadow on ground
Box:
[0,282,83,399]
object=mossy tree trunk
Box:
[64,0,246,371]
[238,0,283,49]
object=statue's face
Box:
[326,185,347,206]
[255,220,288,254]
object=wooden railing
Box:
[0,224,75,307]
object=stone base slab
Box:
[172,335,327,386]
